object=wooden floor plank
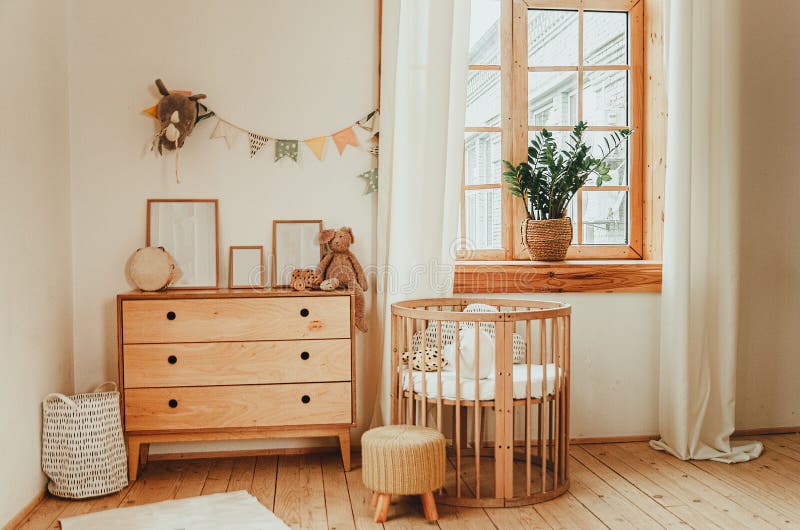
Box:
[16,496,70,530]
[274,454,328,530]
[200,458,235,495]
[118,460,185,508]
[624,442,797,529]
[581,445,719,529]
[533,491,609,529]
[227,456,257,492]
[174,459,212,499]
[342,453,384,530]
[321,453,356,530]
[484,505,551,530]
[568,456,663,529]
[252,455,279,511]
[571,446,689,528]
[610,443,771,530]
[17,436,800,530]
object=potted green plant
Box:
[503,121,632,261]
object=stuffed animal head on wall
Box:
[147,78,213,153]
[152,78,210,151]
[319,227,355,253]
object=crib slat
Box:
[564,315,571,483]
[406,320,414,425]
[455,316,462,498]
[474,323,481,500]
[436,320,443,432]
[525,319,532,496]
[553,317,560,487]
[540,319,548,494]
[420,320,427,427]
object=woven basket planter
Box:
[521,217,573,261]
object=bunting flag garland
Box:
[332,127,360,155]
[210,119,238,149]
[275,139,299,162]
[202,108,379,195]
[304,136,327,160]
[357,168,379,195]
[248,132,269,158]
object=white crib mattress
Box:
[401,363,561,401]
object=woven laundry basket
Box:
[42,382,128,499]
[361,425,446,495]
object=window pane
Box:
[529,72,578,126]
[565,197,578,244]
[528,9,579,67]
[584,11,628,65]
[469,0,501,65]
[583,131,628,185]
[465,132,502,185]
[465,188,503,249]
[467,70,502,127]
[581,191,628,244]
[583,70,628,126]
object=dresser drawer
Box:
[124,382,352,431]
[123,339,351,388]
[121,296,351,344]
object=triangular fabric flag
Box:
[142,104,158,118]
[332,127,359,155]
[353,125,373,149]
[358,110,379,136]
[248,132,269,158]
[210,119,238,149]
[304,136,327,161]
[357,168,378,195]
[275,139,299,162]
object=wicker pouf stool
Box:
[362,425,446,523]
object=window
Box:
[460,0,651,261]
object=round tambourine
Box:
[127,247,182,291]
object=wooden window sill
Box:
[453,260,662,294]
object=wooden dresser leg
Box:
[139,443,150,465]
[421,491,438,521]
[128,439,141,481]
[338,430,351,472]
[373,493,391,523]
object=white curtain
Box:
[650,0,762,463]
[370,0,469,426]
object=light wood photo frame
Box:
[228,246,265,289]
[272,220,323,287]
[146,199,220,289]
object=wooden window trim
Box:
[458,0,665,292]
[454,260,661,293]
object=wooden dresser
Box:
[117,288,356,480]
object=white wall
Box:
[67,0,381,454]
[0,0,74,524]
[735,0,800,430]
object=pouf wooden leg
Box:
[370,492,378,507]
[420,491,438,522]
[373,493,391,523]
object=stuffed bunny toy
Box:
[316,227,368,332]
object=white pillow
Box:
[457,328,495,379]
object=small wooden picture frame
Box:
[229,246,265,289]
[272,220,324,287]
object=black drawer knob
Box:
[168,355,177,364]
[300,308,309,317]
[168,399,178,408]
[301,395,311,404]
[300,351,310,360]
[166,311,176,320]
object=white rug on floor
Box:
[59,490,290,530]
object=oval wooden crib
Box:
[390,298,570,507]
